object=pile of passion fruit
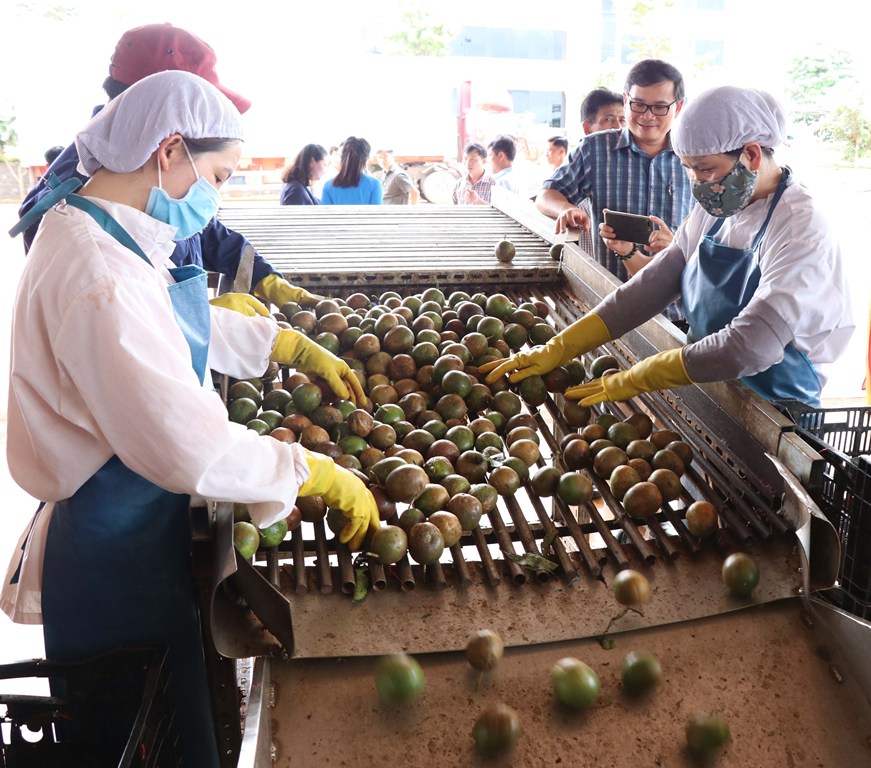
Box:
[226,286,757,597]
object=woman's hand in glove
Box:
[270,329,365,405]
[298,449,379,550]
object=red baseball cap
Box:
[109,23,251,113]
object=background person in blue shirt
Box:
[537,60,694,293]
[18,23,324,310]
[320,137,383,205]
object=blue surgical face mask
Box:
[145,142,221,240]
[691,157,757,218]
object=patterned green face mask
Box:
[691,159,757,218]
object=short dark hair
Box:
[281,143,327,185]
[44,145,65,165]
[487,135,516,162]
[464,142,486,159]
[547,136,569,151]
[624,59,685,102]
[581,87,623,124]
[102,75,129,100]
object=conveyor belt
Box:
[217,204,560,288]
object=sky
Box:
[3,0,869,164]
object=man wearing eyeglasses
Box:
[537,60,693,323]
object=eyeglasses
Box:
[628,99,679,116]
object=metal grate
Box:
[254,282,791,596]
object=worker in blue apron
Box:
[20,182,219,766]
[4,71,378,768]
[479,86,854,408]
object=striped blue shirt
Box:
[543,128,694,282]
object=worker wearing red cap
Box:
[18,23,323,311]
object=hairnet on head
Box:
[76,70,245,175]
[671,86,786,158]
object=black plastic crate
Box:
[775,400,871,619]
[0,647,180,768]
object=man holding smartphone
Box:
[537,60,693,322]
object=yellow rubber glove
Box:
[566,348,692,405]
[209,293,271,317]
[254,273,325,309]
[270,329,365,405]
[298,448,379,550]
[479,313,611,384]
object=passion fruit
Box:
[551,657,600,710]
[424,511,460,547]
[494,239,516,262]
[465,629,504,671]
[407,521,445,564]
[722,552,760,597]
[622,481,663,519]
[374,653,426,704]
[593,445,629,478]
[612,568,651,606]
[621,651,662,695]
[369,525,408,565]
[648,468,682,502]
[589,354,619,379]
[685,501,718,538]
[414,483,451,516]
[686,713,731,760]
[473,704,520,757]
[489,465,521,497]
[652,448,686,477]
[448,493,483,531]
[609,464,641,502]
[563,438,592,470]
[531,466,562,497]
[563,400,592,428]
[385,464,429,503]
[557,471,593,506]
[233,521,260,559]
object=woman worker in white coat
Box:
[3,71,377,767]
[482,85,854,408]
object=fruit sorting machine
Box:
[195,198,871,767]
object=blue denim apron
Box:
[680,168,821,406]
[12,180,219,767]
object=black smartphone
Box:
[603,209,653,244]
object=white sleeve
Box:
[56,275,307,528]
[208,305,278,379]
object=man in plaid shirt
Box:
[538,60,693,323]
[452,142,495,205]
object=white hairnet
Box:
[76,70,245,175]
[671,86,786,157]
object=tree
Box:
[0,114,17,157]
[820,103,871,163]
[381,7,455,57]
[786,48,854,127]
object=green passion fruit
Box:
[621,651,662,695]
[686,713,731,760]
[722,552,760,598]
[551,657,600,710]
[369,525,408,565]
[374,653,426,704]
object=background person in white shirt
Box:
[487,134,522,195]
